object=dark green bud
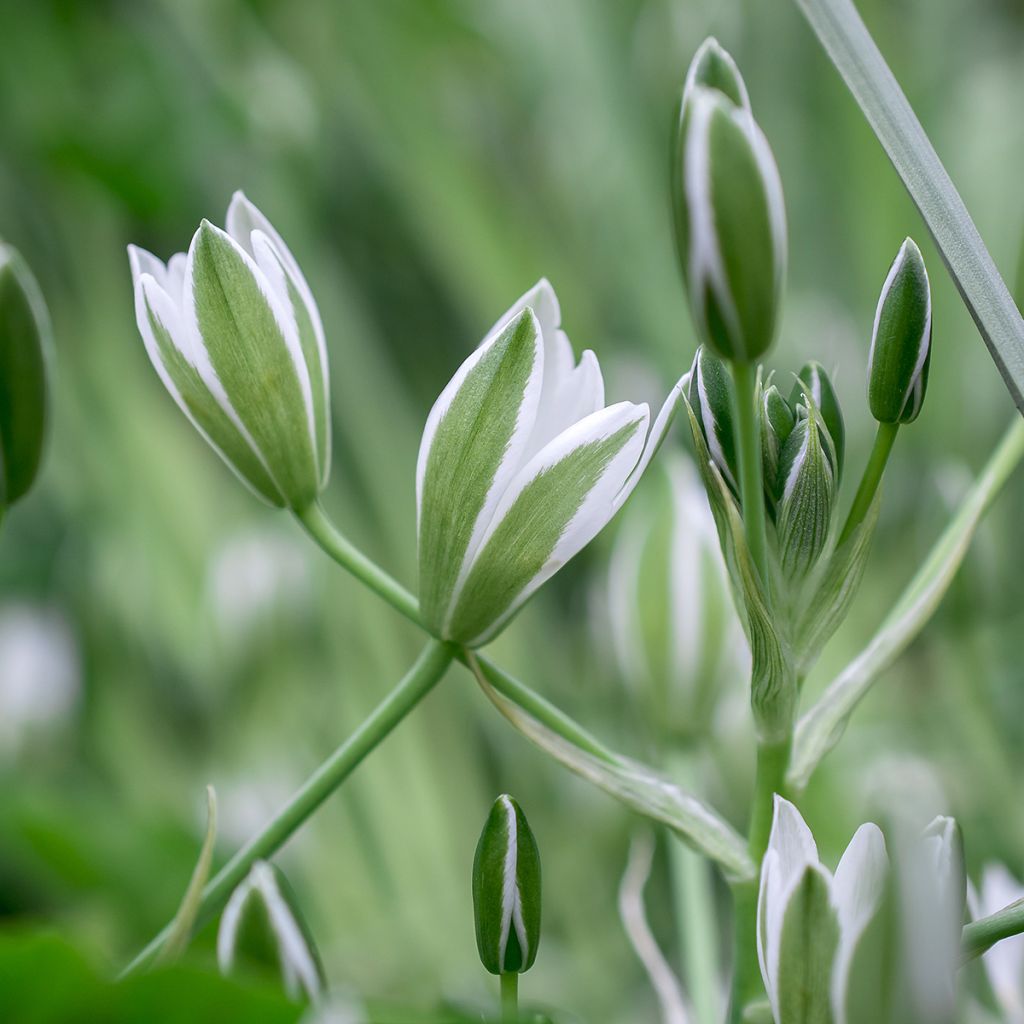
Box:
[776,410,836,582]
[217,861,325,1002]
[673,64,786,364]
[687,346,738,493]
[761,382,796,509]
[791,362,845,483]
[0,245,51,509]
[472,795,541,976]
[868,238,932,424]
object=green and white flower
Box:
[128,192,330,510]
[417,280,683,647]
[868,238,932,425]
[0,244,51,510]
[791,362,845,482]
[472,794,542,976]
[674,46,786,364]
[758,796,888,1024]
[688,345,738,492]
[217,860,325,1002]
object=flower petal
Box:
[446,401,649,645]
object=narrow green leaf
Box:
[156,786,218,966]
[793,0,1024,410]
[471,656,756,883]
[789,418,1024,790]
[776,867,840,1024]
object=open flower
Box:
[128,192,330,510]
[757,796,888,1024]
[417,280,683,647]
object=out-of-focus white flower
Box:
[970,864,1024,1024]
[128,192,330,510]
[757,796,887,1024]
[417,279,684,647]
[206,527,312,642]
[606,452,746,737]
[0,604,79,755]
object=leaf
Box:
[155,786,218,966]
[788,418,1024,790]
[471,655,755,883]
[792,0,1024,411]
[684,397,796,741]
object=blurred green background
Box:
[1,0,1024,1019]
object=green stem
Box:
[500,972,519,1022]
[295,502,420,625]
[730,360,769,585]
[667,752,720,1024]
[729,735,792,1023]
[961,897,1024,965]
[838,421,899,545]
[121,638,454,977]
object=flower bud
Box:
[681,37,750,113]
[217,860,325,1001]
[0,245,51,510]
[687,346,737,492]
[761,383,795,509]
[128,192,331,510]
[868,238,932,424]
[790,361,845,483]
[776,407,836,581]
[472,794,541,976]
[673,62,786,363]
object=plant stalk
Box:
[501,972,519,1022]
[121,638,454,977]
[838,420,898,545]
[961,897,1024,965]
[730,359,769,585]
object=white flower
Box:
[757,796,887,1024]
[971,864,1024,1023]
[416,279,684,647]
[128,192,330,510]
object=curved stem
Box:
[838,421,899,545]
[121,638,454,977]
[961,897,1024,965]
[730,360,769,585]
[500,972,519,1022]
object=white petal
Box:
[767,796,821,885]
[128,245,169,292]
[467,401,649,645]
[831,824,888,1022]
[757,848,782,1022]
[613,374,687,513]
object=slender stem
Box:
[838,421,899,545]
[730,360,769,585]
[295,502,420,626]
[729,735,791,1023]
[667,752,720,1024]
[121,638,454,977]
[500,972,519,1022]
[961,897,1024,965]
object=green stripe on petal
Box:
[446,412,644,646]
[139,279,285,506]
[418,309,542,636]
[188,222,319,510]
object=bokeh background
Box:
[1,0,1024,1019]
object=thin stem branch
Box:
[500,972,519,1022]
[961,897,1024,965]
[730,360,769,585]
[121,638,454,977]
[838,421,898,545]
